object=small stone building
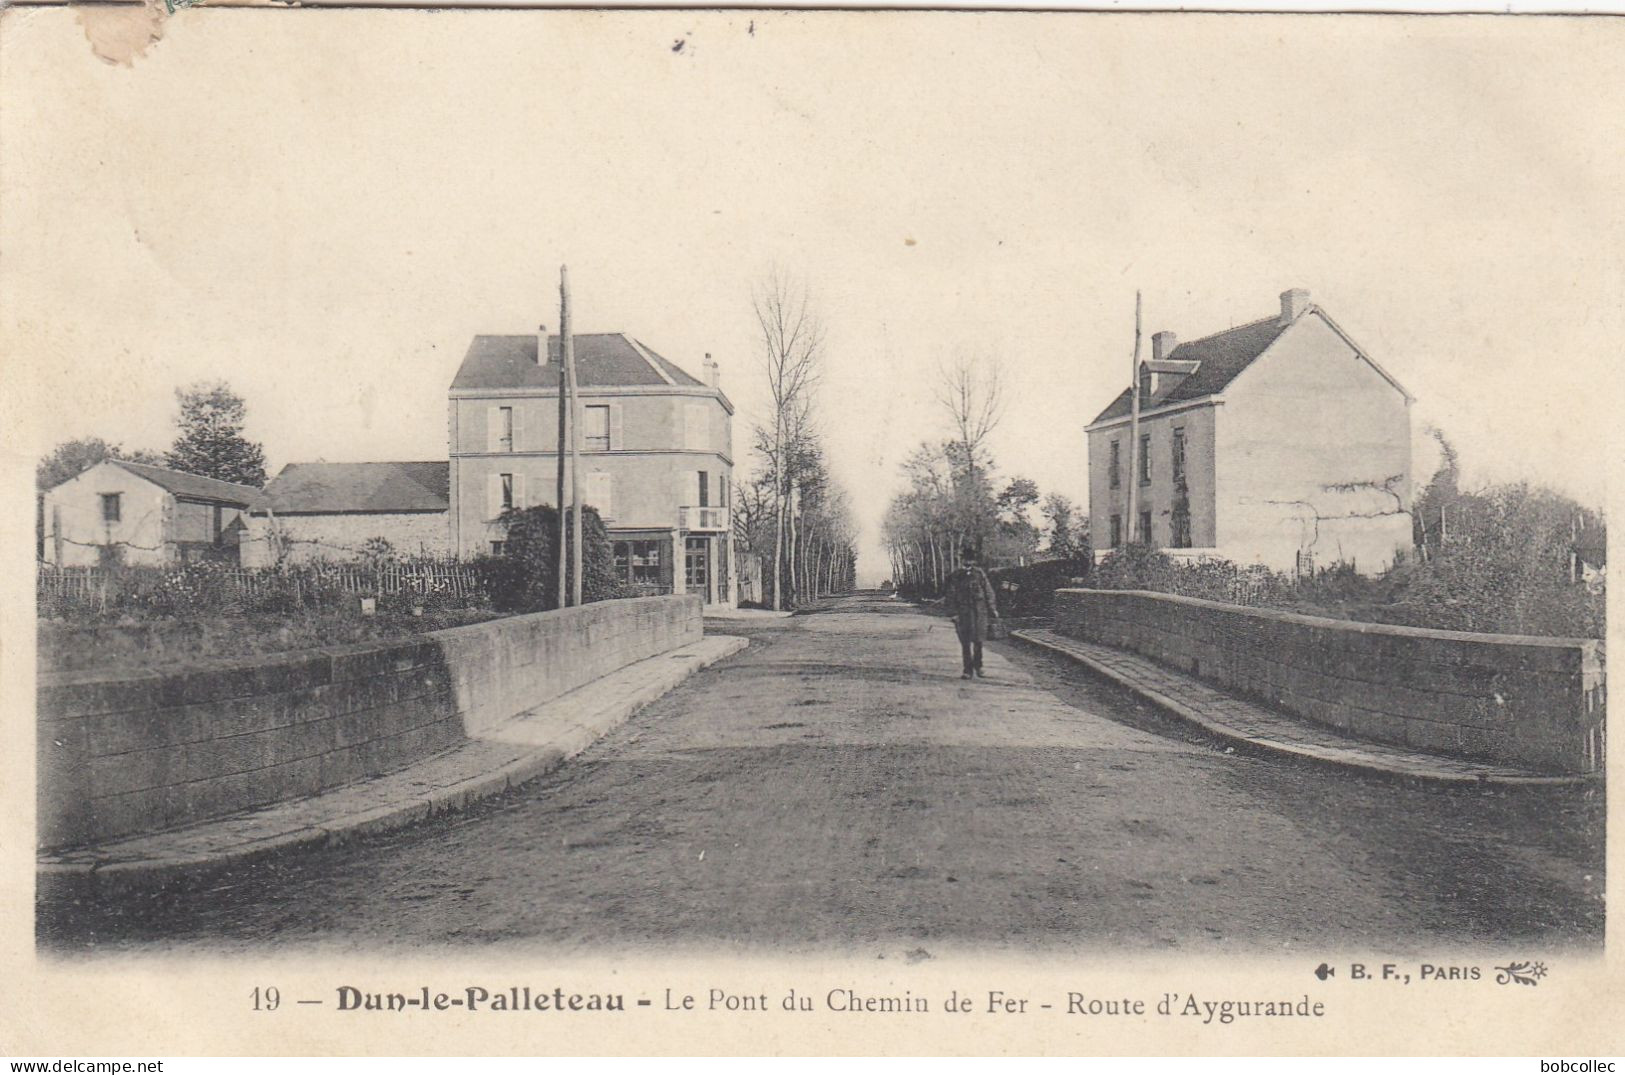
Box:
[241,461,451,566]
[40,460,260,566]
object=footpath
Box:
[39,634,747,894]
[1012,628,1588,787]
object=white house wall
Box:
[41,462,171,566]
[452,452,730,553]
[450,392,732,458]
[1088,404,1219,550]
[450,386,733,560]
[241,512,453,567]
[1215,313,1413,573]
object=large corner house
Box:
[449,332,736,606]
[1086,288,1414,576]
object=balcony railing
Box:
[679,505,729,532]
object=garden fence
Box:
[38,561,482,611]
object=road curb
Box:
[1010,629,1595,789]
[38,635,749,898]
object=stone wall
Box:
[1054,589,1604,775]
[38,595,702,850]
[239,511,452,567]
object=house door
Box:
[685,537,710,601]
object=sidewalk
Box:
[1012,628,1588,787]
[39,634,748,894]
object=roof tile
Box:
[112,461,261,505]
[1090,315,1291,425]
[451,333,705,391]
[258,462,449,514]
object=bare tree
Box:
[928,351,1005,560]
[752,269,824,610]
[933,351,1005,522]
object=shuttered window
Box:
[487,472,523,519]
[488,406,515,453]
[584,405,610,452]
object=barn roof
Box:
[110,461,261,505]
[256,461,449,514]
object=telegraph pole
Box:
[553,316,567,607]
[1126,291,1142,543]
[561,265,584,607]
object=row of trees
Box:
[732,272,859,609]
[881,353,1086,596]
[38,381,269,492]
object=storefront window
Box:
[614,540,665,585]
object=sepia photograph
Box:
[1,5,1619,1058]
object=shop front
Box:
[609,528,732,606]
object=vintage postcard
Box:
[0,6,1620,1058]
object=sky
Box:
[3,11,1621,582]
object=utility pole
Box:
[1126,291,1142,544]
[561,265,584,607]
[553,317,567,607]
[538,321,561,609]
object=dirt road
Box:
[39,594,1604,956]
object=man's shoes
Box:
[973,669,986,678]
[961,672,973,680]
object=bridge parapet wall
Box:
[37,595,702,850]
[1054,589,1604,775]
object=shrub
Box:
[1086,494,1603,641]
[1092,543,1180,594]
[473,504,621,613]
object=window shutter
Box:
[674,469,693,508]
[511,406,523,453]
[608,402,623,451]
[513,472,528,509]
[685,403,707,451]
[487,407,502,453]
[486,473,502,519]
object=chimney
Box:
[1280,288,1311,324]
[703,352,720,390]
[536,324,549,366]
[1152,331,1177,362]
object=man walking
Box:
[944,545,1000,679]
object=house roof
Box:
[1090,315,1291,425]
[256,461,450,515]
[450,332,707,391]
[110,461,261,505]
